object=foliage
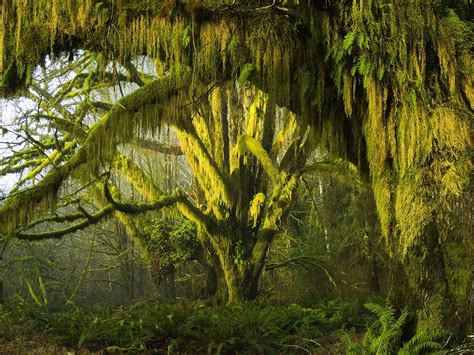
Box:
[141,217,200,283]
[238,63,255,85]
[24,276,48,307]
[446,336,474,354]
[0,300,371,353]
[344,302,441,354]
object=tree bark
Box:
[203,265,218,297]
[218,233,272,304]
[222,264,260,304]
[389,222,471,341]
[364,198,380,294]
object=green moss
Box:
[0,0,472,315]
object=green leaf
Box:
[182,26,191,48]
[238,63,255,85]
[78,332,88,348]
[343,32,356,53]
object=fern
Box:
[398,333,441,355]
[24,279,43,307]
[38,276,48,306]
[300,70,314,101]
[238,63,255,85]
[227,37,239,54]
[345,302,442,355]
[364,302,405,354]
[182,26,191,49]
[342,32,356,53]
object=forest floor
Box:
[2,299,471,354]
[0,336,347,354]
[0,299,362,354]
[0,336,349,354]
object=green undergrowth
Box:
[3,299,465,354]
[342,303,442,354]
[0,299,370,353]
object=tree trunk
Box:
[0,252,3,304]
[362,191,381,293]
[165,267,176,301]
[219,237,271,304]
[194,238,221,298]
[202,265,218,297]
[222,264,260,304]
[365,212,380,294]
[205,227,275,304]
[389,222,471,341]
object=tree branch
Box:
[0,71,192,234]
[131,138,183,156]
[15,204,115,241]
[103,184,182,214]
[235,134,280,182]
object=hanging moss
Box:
[0,70,192,235]
[233,135,279,182]
[0,0,472,315]
[325,0,472,256]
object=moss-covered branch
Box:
[21,211,89,230]
[234,134,279,182]
[112,150,220,234]
[86,181,150,257]
[15,204,114,241]
[103,184,182,215]
[175,123,234,207]
[301,159,367,190]
[0,71,192,235]
[131,139,184,156]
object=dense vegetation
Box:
[0,0,472,353]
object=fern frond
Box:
[398,333,441,355]
[300,71,314,100]
[38,275,48,306]
[238,63,255,85]
[342,32,356,53]
[24,278,43,306]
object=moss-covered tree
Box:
[0,50,321,303]
[0,0,472,337]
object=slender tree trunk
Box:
[166,267,176,301]
[362,191,380,293]
[194,238,220,298]
[202,264,218,297]
[364,210,380,293]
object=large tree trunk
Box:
[221,263,260,304]
[389,222,471,342]
[216,230,273,304]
